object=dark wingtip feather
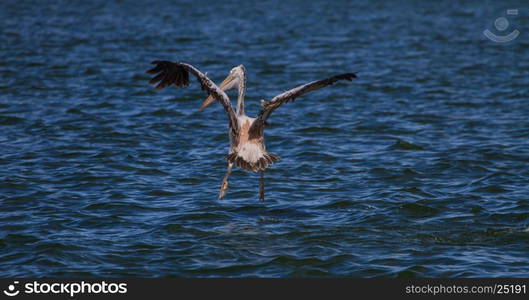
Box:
[146,65,160,74]
[147,60,191,90]
[148,73,163,85]
[337,73,357,81]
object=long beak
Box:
[199,75,234,111]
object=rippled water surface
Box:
[1,0,529,277]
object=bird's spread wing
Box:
[248,73,356,138]
[146,61,238,135]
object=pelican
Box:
[146,61,356,201]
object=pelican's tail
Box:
[227,151,279,172]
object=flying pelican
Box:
[146,61,356,201]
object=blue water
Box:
[1,0,529,277]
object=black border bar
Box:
[1,278,528,299]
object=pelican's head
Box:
[200,65,246,111]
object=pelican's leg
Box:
[259,170,265,201]
[218,163,233,200]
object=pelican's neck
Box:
[236,73,246,116]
